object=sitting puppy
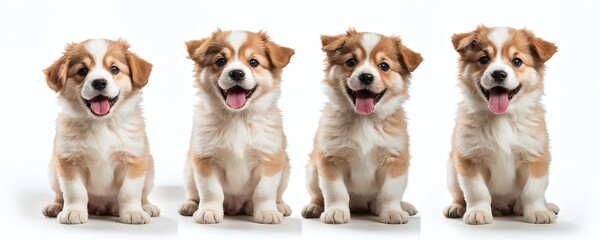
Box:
[301,29,422,224]
[178,30,295,224]
[41,39,160,224]
[443,26,559,224]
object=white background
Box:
[0,0,598,239]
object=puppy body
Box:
[42,39,159,224]
[179,30,294,224]
[444,26,558,224]
[302,30,422,224]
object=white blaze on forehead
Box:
[84,39,108,68]
[361,33,381,63]
[227,31,248,59]
[488,27,510,58]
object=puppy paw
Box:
[379,209,410,224]
[120,210,151,224]
[524,210,556,224]
[57,209,88,224]
[301,203,324,218]
[401,201,418,216]
[178,201,199,216]
[277,202,292,217]
[193,208,223,224]
[463,210,493,225]
[254,209,284,224]
[546,202,560,215]
[143,204,161,217]
[443,203,466,218]
[42,203,63,217]
[320,209,350,224]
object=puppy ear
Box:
[44,46,71,92]
[321,34,346,52]
[128,51,152,88]
[525,32,557,63]
[396,39,423,73]
[265,41,295,69]
[452,32,476,52]
[185,38,209,62]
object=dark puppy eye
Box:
[77,68,88,76]
[511,58,523,67]
[249,59,259,67]
[378,63,390,72]
[478,56,489,64]
[346,58,357,67]
[110,66,120,74]
[216,58,227,67]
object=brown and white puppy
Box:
[301,29,422,224]
[178,30,295,224]
[444,26,559,224]
[41,39,159,224]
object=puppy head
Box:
[452,26,557,114]
[186,29,294,111]
[322,29,422,116]
[44,39,152,118]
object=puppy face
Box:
[452,26,557,114]
[322,29,422,115]
[45,39,152,118]
[186,30,294,111]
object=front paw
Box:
[443,203,466,218]
[142,204,161,217]
[379,209,410,224]
[42,203,63,217]
[179,201,199,216]
[524,210,556,224]
[301,203,324,218]
[193,208,223,224]
[320,208,350,224]
[254,209,284,224]
[546,202,560,215]
[120,210,151,224]
[401,201,418,216]
[277,202,292,217]
[463,209,493,225]
[57,209,88,224]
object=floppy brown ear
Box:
[185,38,209,62]
[398,43,423,73]
[128,52,152,88]
[44,52,69,92]
[529,36,557,63]
[321,34,346,53]
[266,41,295,69]
[452,32,476,52]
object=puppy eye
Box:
[249,59,259,67]
[110,66,120,74]
[216,58,227,67]
[346,58,357,67]
[378,63,390,72]
[77,68,88,76]
[478,56,489,64]
[511,58,523,67]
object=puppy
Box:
[444,26,559,224]
[178,30,295,224]
[41,39,160,224]
[301,29,422,224]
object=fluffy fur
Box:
[301,29,422,224]
[444,26,559,224]
[41,39,159,224]
[178,29,295,224]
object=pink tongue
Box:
[225,86,247,109]
[90,96,111,115]
[355,90,375,115]
[488,87,509,114]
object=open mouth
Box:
[82,95,118,116]
[345,85,386,115]
[479,84,522,114]
[219,85,256,109]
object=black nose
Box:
[91,79,107,90]
[491,70,507,82]
[358,73,374,85]
[229,70,245,81]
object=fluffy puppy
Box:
[41,39,160,224]
[444,26,559,224]
[301,29,422,224]
[178,30,295,224]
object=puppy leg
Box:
[377,174,411,224]
[302,161,324,218]
[522,174,556,224]
[253,172,284,224]
[444,157,466,218]
[57,174,88,224]
[319,173,350,224]
[140,157,160,217]
[117,155,151,224]
[179,158,199,216]
[42,166,64,218]
[275,161,292,217]
[192,159,224,224]
[459,173,493,225]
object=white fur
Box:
[227,31,248,59]
[253,172,282,212]
[481,27,519,90]
[319,175,350,210]
[378,174,408,212]
[81,40,120,100]
[347,33,381,91]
